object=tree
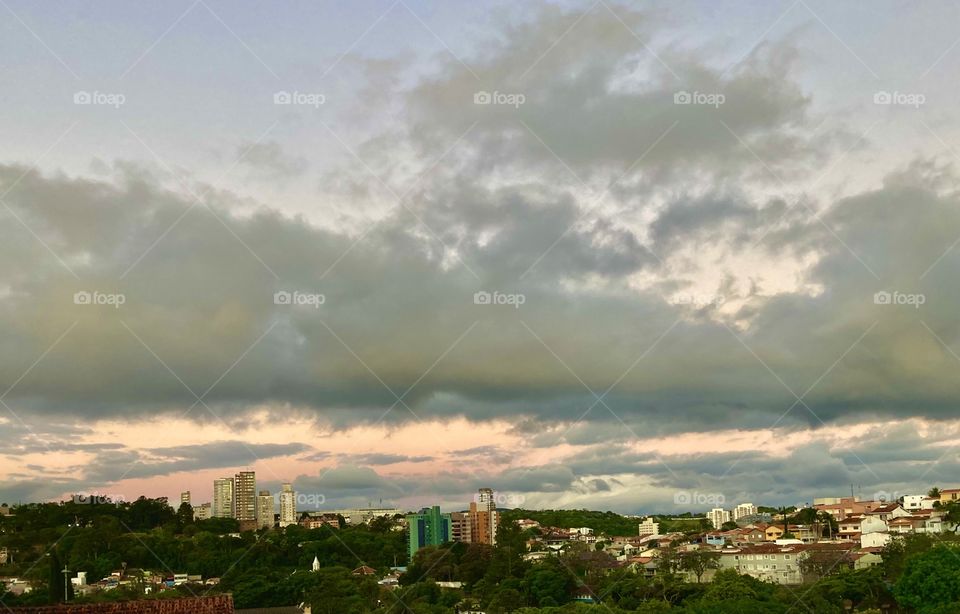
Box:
[799,547,853,582]
[894,544,960,613]
[175,503,193,530]
[48,551,64,603]
[720,521,738,531]
[486,587,523,613]
[304,566,379,614]
[940,501,960,532]
[679,549,721,583]
[881,533,935,580]
[524,557,573,606]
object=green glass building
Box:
[406,505,452,558]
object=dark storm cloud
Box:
[83,441,310,482]
[4,4,960,518]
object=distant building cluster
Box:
[185,473,296,531]
[707,502,758,528]
[406,487,501,557]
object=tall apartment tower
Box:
[234,471,257,530]
[450,512,472,543]
[257,490,275,529]
[406,506,452,558]
[212,478,234,518]
[469,487,500,546]
[279,483,297,527]
[709,507,731,529]
[180,491,191,506]
[733,502,758,521]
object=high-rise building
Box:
[234,471,257,531]
[279,483,297,527]
[180,491,191,506]
[733,502,758,521]
[406,505,452,558]
[194,502,212,520]
[213,478,234,518]
[257,490,275,529]
[450,511,472,543]
[469,487,499,545]
[709,507,731,529]
[638,517,660,536]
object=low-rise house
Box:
[838,515,864,540]
[763,525,784,541]
[815,497,884,521]
[299,514,340,530]
[623,555,657,576]
[861,531,890,549]
[787,524,818,543]
[853,548,884,569]
[939,489,960,505]
[902,495,938,511]
[865,503,909,523]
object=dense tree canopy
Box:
[0,502,957,612]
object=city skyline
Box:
[5,0,960,517]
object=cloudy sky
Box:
[3,0,960,514]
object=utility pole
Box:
[61,567,70,602]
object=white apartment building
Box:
[638,517,660,536]
[279,483,297,527]
[193,502,212,520]
[716,545,805,584]
[733,502,758,521]
[709,507,731,529]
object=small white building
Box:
[861,531,891,549]
[902,495,937,511]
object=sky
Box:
[3,0,960,514]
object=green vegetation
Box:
[2,500,960,612]
[500,509,708,536]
